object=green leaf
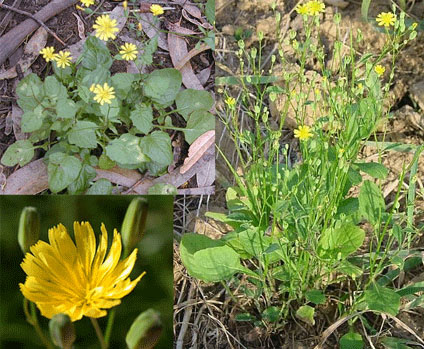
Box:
[98,153,116,170]
[305,290,326,305]
[130,103,153,134]
[21,105,45,132]
[359,180,386,225]
[337,260,363,279]
[235,313,256,322]
[67,121,98,149]
[262,306,280,322]
[147,183,178,195]
[340,332,364,349]
[380,337,413,349]
[67,164,96,194]
[1,140,34,167]
[126,309,162,349]
[318,223,365,260]
[237,227,271,259]
[143,68,182,106]
[56,99,78,119]
[364,283,401,316]
[106,134,149,166]
[86,179,113,195]
[296,305,315,326]
[16,74,44,112]
[355,162,389,179]
[43,76,67,101]
[136,36,158,66]
[81,36,112,71]
[184,110,215,144]
[139,131,172,166]
[175,89,214,120]
[180,233,242,282]
[99,98,120,120]
[47,153,82,193]
[112,73,135,97]
[205,0,215,24]
[361,0,371,21]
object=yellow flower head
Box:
[123,1,128,10]
[93,15,119,41]
[376,12,396,27]
[92,82,115,105]
[374,64,385,77]
[294,125,313,141]
[55,51,72,68]
[39,47,58,62]
[19,222,145,322]
[307,0,325,16]
[119,43,138,61]
[225,96,236,107]
[150,4,164,16]
[411,22,418,30]
[80,0,95,7]
[296,4,309,15]
[137,23,143,31]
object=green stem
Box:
[90,317,108,349]
[23,299,54,349]
[104,309,116,346]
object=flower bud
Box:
[18,207,40,254]
[121,198,149,255]
[49,314,76,349]
[126,309,163,349]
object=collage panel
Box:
[174,0,424,348]
[0,195,174,348]
[0,0,215,195]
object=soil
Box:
[174,0,424,348]
[0,0,214,193]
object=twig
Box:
[0,3,66,45]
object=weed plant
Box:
[181,2,423,345]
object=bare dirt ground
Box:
[174,0,424,348]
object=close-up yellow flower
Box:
[80,0,95,7]
[19,222,145,322]
[119,43,138,61]
[55,51,72,68]
[39,47,58,62]
[307,0,325,16]
[150,4,164,16]
[225,96,236,107]
[93,15,119,41]
[296,3,309,15]
[294,125,313,141]
[92,82,115,105]
[374,64,386,77]
[376,12,396,27]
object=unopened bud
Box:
[126,309,163,349]
[121,198,149,256]
[18,207,40,254]
[49,314,76,349]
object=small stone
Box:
[410,79,424,112]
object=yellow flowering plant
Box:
[181,4,422,346]
[1,13,215,194]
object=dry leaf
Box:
[11,104,28,140]
[174,43,210,70]
[197,65,212,86]
[172,0,202,19]
[0,27,47,80]
[181,8,213,30]
[73,12,86,40]
[180,130,215,174]
[196,146,215,187]
[139,12,168,50]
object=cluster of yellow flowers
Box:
[39,47,72,68]
[296,0,325,16]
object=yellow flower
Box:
[93,15,119,41]
[138,23,143,31]
[150,4,164,16]
[123,1,128,10]
[307,0,325,16]
[92,83,115,105]
[119,43,138,61]
[80,0,95,6]
[55,51,72,68]
[411,22,418,30]
[296,4,309,15]
[39,47,58,62]
[225,97,236,107]
[374,64,385,77]
[294,125,313,141]
[376,12,396,27]
[19,222,145,322]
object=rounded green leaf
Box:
[68,121,98,149]
[364,283,400,316]
[183,110,215,144]
[47,153,82,193]
[296,305,315,326]
[355,162,389,179]
[21,106,45,132]
[143,68,182,106]
[106,134,149,165]
[56,98,78,119]
[126,309,162,349]
[359,180,386,225]
[147,183,178,195]
[305,290,326,305]
[180,233,242,282]
[139,131,172,166]
[130,103,153,134]
[175,89,214,120]
[1,140,34,167]
[86,179,113,195]
[340,332,364,349]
